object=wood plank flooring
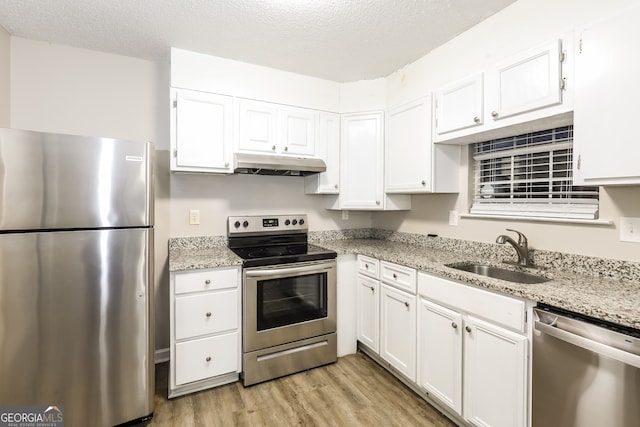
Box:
[149,352,457,427]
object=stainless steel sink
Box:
[446,262,549,284]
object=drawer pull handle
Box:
[451,322,458,329]
[205,356,212,362]
[206,312,212,318]
[465,326,472,333]
[393,273,397,279]
[205,279,211,285]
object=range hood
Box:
[233,153,326,176]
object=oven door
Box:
[243,260,337,353]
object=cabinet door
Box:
[385,97,433,193]
[172,89,233,172]
[237,99,279,153]
[487,39,563,121]
[435,73,484,136]
[279,106,317,156]
[356,274,379,353]
[380,284,416,381]
[305,112,340,194]
[574,5,640,184]
[340,112,384,210]
[463,316,527,427]
[417,298,463,414]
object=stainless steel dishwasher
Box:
[533,305,640,427]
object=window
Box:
[471,126,599,220]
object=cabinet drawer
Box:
[175,289,238,340]
[418,272,525,333]
[175,332,239,385]
[174,267,239,295]
[381,261,416,294]
[358,255,379,279]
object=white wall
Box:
[374,0,640,262]
[0,25,9,127]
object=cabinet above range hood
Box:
[233,153,326,176]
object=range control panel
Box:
[227,214,308,235]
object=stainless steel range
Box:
[227,214,337,386]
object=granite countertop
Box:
[167,235,640,330]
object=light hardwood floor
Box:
[149,352,457,427]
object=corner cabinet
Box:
[170,88,234,173]
[327,112,410,210]
[305,112,340,194]
[417,272,528,427]
[169,267,241,398]
[573,3,640,185]
[386,96,459,193]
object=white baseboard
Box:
[154,348,170,364]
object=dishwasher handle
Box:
[534,320,640,368]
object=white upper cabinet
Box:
[279,106,317,156]
[573,4,640,185]
[486,39,563,121]
[435,74,484,136]
[434,38,571,144]
[170,88,234,173]
[237,98,279,154]
[305,112,340,194]
[237,98,318,157]
[328,112,410,211]
[386,96,460,194]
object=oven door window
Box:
[257,272,327,331]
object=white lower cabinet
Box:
[380,283,417,381]
[418,272,528,427]
[169,266,241,398]
[356,273,380,353]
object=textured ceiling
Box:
[0,0,517,82]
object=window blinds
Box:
[470,126,599,219]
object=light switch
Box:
[189,209,200,225]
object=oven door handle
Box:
[245,263,333,277]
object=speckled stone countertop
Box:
[168,231,640,330]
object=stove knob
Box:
[285,219,291,226]
[243,221,249,228]
[292,219,298,225]
[299,219,305,225]
[234,221,241,228]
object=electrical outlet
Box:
[189,209,200,225]
[620,217,640,243]
[449,210,459,226]
[342,210,349,220]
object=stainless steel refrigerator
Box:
[0,128,154,426]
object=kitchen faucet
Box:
[496,229,532,267]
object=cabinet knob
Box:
[421,180,426,186]
[284,146,289,152]
[404,301,410,308]
[204,279,211,285]
[451,322,458,329]
[205,356,212,362]
[393,273,398,279]
[465,326,472,333]
[491,111,498,118]
[370,286,375,292]
[365,264,369,269]
[473,116,480,123]
[376,201,381,206]
[224,162,229,168]
[272,145,276,151]
[334,184,339,189]
[206,312,212,318]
